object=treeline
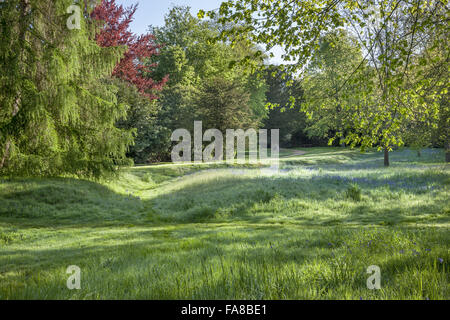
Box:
[0,1,308,177]
[301,29,449,154]
[1,1,448,178]
[202,0,449,166]
[128,6,269,163]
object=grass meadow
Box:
[0,147,448,299]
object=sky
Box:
[116,0,223,34]
[115,0,286,64]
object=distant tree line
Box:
[1,0,448,178]
[202,0,449,166]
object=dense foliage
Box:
[1,0,448,177]
[263,67,317,148]
[144,6,269,162]
[203,0,449,165]
[92,0,167,99]
[0,0,134,177]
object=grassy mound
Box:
[0,148,448,299]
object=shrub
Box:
[345,184,362,201]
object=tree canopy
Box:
[203,0,449,165]
[0,0,134,177]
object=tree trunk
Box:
[446,142,450,163]
[384,147,390,167]
[0,141,11,169]
[417,149,421,157]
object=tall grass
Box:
[0,148,448,299]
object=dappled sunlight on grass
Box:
[0,223,447,299]
[0,147,448,299]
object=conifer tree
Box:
[0,0,134,177]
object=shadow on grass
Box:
[0,146,448,229]
[0,177,147,227]
[1,222,447,299]
[148,168,448,226]
[1,164,448,228]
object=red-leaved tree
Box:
[92,0,167,100]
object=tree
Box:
[339,0,446,166]
[435,94,450,162]
[0,0,134,177]
[263,67,309,147]
[112,79,167,163]
[91,0,170,164]
[92,0,167,99]
[196,77,254,132]
[146,6,268,160]
[302,30,363,145]
[414,38,449,160]
[204,0,449,166]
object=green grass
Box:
[0,147,448,299]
